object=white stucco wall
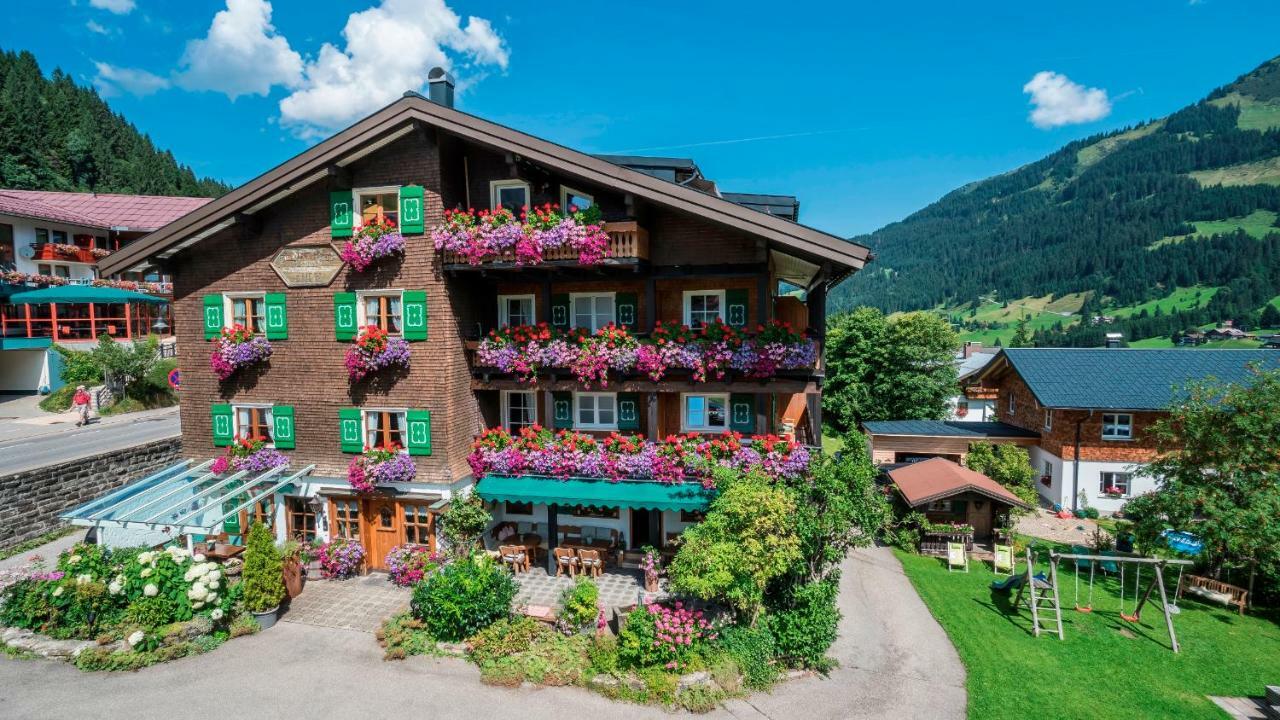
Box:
[1030,448,1155,514]
[4,215,102,281]
[946,395,996,422]
[0,348,50,393]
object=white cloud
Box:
[175,0,303,100]
[92,62,170,97]
[1022,71,1112,129]
[278,0,509,138]
[89,0,136,14]
[85,20,110,35]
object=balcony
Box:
[442,221,649,270]
[32,244,108,264]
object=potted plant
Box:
[210,324,272,381]
[338,217,405,271]
[640,545,661,592]
[344,325,411,381]
[242,523,286,629]
[279,539,312,598]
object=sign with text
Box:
[270,245,344,287]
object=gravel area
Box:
[1015,509,1100,545]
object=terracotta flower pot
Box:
[282,558,306,598]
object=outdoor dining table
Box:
[561,539,620,565]
[203,543,245,562]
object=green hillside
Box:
[833,56,1280,347]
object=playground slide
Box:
[990,574,1023,592]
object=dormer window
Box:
[560,186,594,213]
[490,180,530,212]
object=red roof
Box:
[887,457,1031,509]
[0,189,212,231]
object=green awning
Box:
[6,285,167,304]
[476,475,714,512]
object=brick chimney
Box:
[963,341,983,358]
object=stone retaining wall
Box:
[0,437,183,551]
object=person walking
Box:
[73,385,93,426]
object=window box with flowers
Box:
[210,324,272,381]
[432,203,610,266]
[210,435,290,475]
[347,444,418,493]
[338,218,406,272]
[345,325,411,382]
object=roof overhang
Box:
[895,482,1033,511]
[100,95,870,277]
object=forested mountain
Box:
[832,56,1280,347]
[0,50,227,197]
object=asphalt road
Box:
[0,546,965,720]
[0,406,180,474]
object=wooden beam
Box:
[1050,552,1193,566]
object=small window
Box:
[95,236,109,250]
[51,230,67,244]
[683,393,728,433]
[247,496,274,529]
[355,187,399,227]
[498,294,535,326]
[502,390,537,432]
[490,180,530,212]
[683,290,725,328]
[1043,409,1053,431]
[560,186,594,213]
[1008,394,1016,415]
[926,500,954,512]
[37,263,71,278]
[1042,460,1053,481]
[332,499,361,540]
[571,293,615,332]
[575,392,617,430]
[403,504,434,546]
[226,293,266,334]
[233,405,274,445]
[1102,413,1132,440]
[504,501,534,515]
[365,409,408,450]
[35,228,49,245]
[286,497,317,543]
[1099,472,1132,497]
[359,292,403,335]
[569,505,619,519]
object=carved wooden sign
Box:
[270,245,344,287]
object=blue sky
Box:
[3,1,1279,237]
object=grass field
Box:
[1075,122,1162,171]
[1154,210,1279,248]
[1190,157,1280,187]
[1210,92,1280,132]
[955,293,1086,345]
[896,547,1280,719]
[1107,286,1220,319]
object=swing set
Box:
[1045,550,1194,652]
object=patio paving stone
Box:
[281,573,410,633]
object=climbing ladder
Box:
[1013,547,1064,640]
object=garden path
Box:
[281,574,409,633]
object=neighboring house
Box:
[946,341,999,422]
[87,74,869,569]
[862,420,1040,465]
[0,190,209,392]
[1205,320,1251,340]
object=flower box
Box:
[347,445,417,493]
[432,203,611,266]
[318,537,366,579]
[339,218,405,271]
[211,436,289,475]
[344,325,411,381]
[468,426,811,488]
[210,324,272,381]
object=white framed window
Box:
[1099,471,1132,497]
[925,500,953,512]
[501,390,537,432]
[232,404,274,446]
[354,186,400,228]
[682,393,728,433]
[575,392,617,430]
[224,292,266,334]
[498,294,535,327]
[490,180,530,211]
[1042,460,1053,481]
[1007,393,1016,416]
[364,408,408,451]
[571,293,615,332]
[560,186,594,213]
[357,290,404,335]
[37,263,71,278]
[682,290,725,328]
[1043,409,1053,431]
[1101,413,1132,440]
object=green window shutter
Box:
[550,293,570,328]
[726,288,749,328]
[330,190,354,239]
[272,405,295,450]
[402,290,428,341]
[729,393,756,433]
[406,410,432,456]
[203,294,224,340]
[334,292,357,341]
[552,391,574,429]
[339,408,363,453]
[264,292,288,340]
[616,292,638,331]
[617,392,641,431]
[399,185,425,234]
[212,404,233,447]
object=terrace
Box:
[441,220,649,271]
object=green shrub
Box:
[468,616,555,665]
[378,613,436,660]
[439,494,491,555]
[617,606,660,668]
[767,578,840,670]
[123,596,178,628]
[557,577,600,632]
[587,633,620,674]
[38,385,76,412]
[678,684,727,713]
[241,523,285,613]
[717,624,779,689]
[229,614,260,638]
[52,344,102,385]
[410,554,516,641]
[473,628,591,687]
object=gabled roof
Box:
[887,457,1032,509]
[972,348,1280,411]
[862,420,1039,439]
[0,189,212,232]
[100,94,870,276]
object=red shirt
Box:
[73,390,90,406]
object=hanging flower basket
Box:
[211,435,289,475]
[339,218,406,272]
[347,444,417,493]
[344,325,411,381]
[432,203,610,266]
[210,324,272,381]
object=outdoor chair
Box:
[499,544,529,574]
[993,544,1014,576]
[946,542,969,573]
[554,547,579,578]
[578,548,604,578]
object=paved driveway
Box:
[0,546,964,720]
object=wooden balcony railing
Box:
[442,221,649,267]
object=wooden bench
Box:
[1177,573,1248,615]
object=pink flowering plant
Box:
[618,601,718,671]
[432,202,610,266]
[385,544,441,587]
[344,325,411,382]
[318,537,366,579]
[210,435,289,475]
[210,324,272,381]
[339,217,406,272]
[347,443,417,493]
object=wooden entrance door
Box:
[968,500,993,541]
[363,497,401,571]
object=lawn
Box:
[895,547,1280,719]
[1106,286,1220,320]
[1154,209,1279,248]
